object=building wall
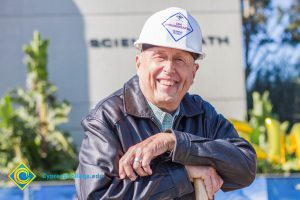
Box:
[0,0,246,147]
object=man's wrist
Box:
[166,134,176,151]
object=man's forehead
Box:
[143,45,190,56]
[142,44,198,60]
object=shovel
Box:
[194,178,209,200]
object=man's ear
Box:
[135,54,143,77]
[192,63,199,79]
[135,54,141,71]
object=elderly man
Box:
[76,7,256,200]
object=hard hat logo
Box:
[176,14,184,21]
[162,12,193,42]
[134,7,205,59]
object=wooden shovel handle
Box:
[194,178,209,200]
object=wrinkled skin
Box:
[135,46,198,113]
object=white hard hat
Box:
[134,7,204,59]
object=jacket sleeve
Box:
[169,105,256,192]
[75,117,193,200]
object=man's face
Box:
[135,46,199,112]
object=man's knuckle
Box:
[128,175,134,179]
[128,146,135,151]
[142,163,149,168]
[143,147,150,153]
[136,147,142,152]
[204,180,211,186]
[133,165,139,170]
[203,174,209,180]
[123,160,130,165]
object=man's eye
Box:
[154,57,165,61]
[175,58,185,63]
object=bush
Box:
[231,91,300,173]
[0,31,77,179]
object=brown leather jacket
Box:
[75,75,256,200]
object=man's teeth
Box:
[159,80,175,86]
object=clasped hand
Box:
[119,133,175,180]
[118,133,223,199]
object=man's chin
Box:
[155,95,179,106]
[157,95,176,102]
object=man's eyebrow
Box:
[151,50,167,55]
[150,50,189,58]
[174,52,186,57]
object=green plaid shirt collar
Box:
[147,101,180,131]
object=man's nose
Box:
[163,60,175,74]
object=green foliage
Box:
[232,91,300,173]
[243,0,300,167]
[250,91,273,121]
[249,91,274,145]
[0,31,77,179]
[251,68,300,127]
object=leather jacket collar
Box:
[123,75,204,118]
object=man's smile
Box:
[157,78,179,87]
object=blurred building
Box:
[0,0,246,147]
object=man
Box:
[76,7,256,200]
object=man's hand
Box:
[185,165,223,200]
[119,133,175,181]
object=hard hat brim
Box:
[134,40,205,60]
